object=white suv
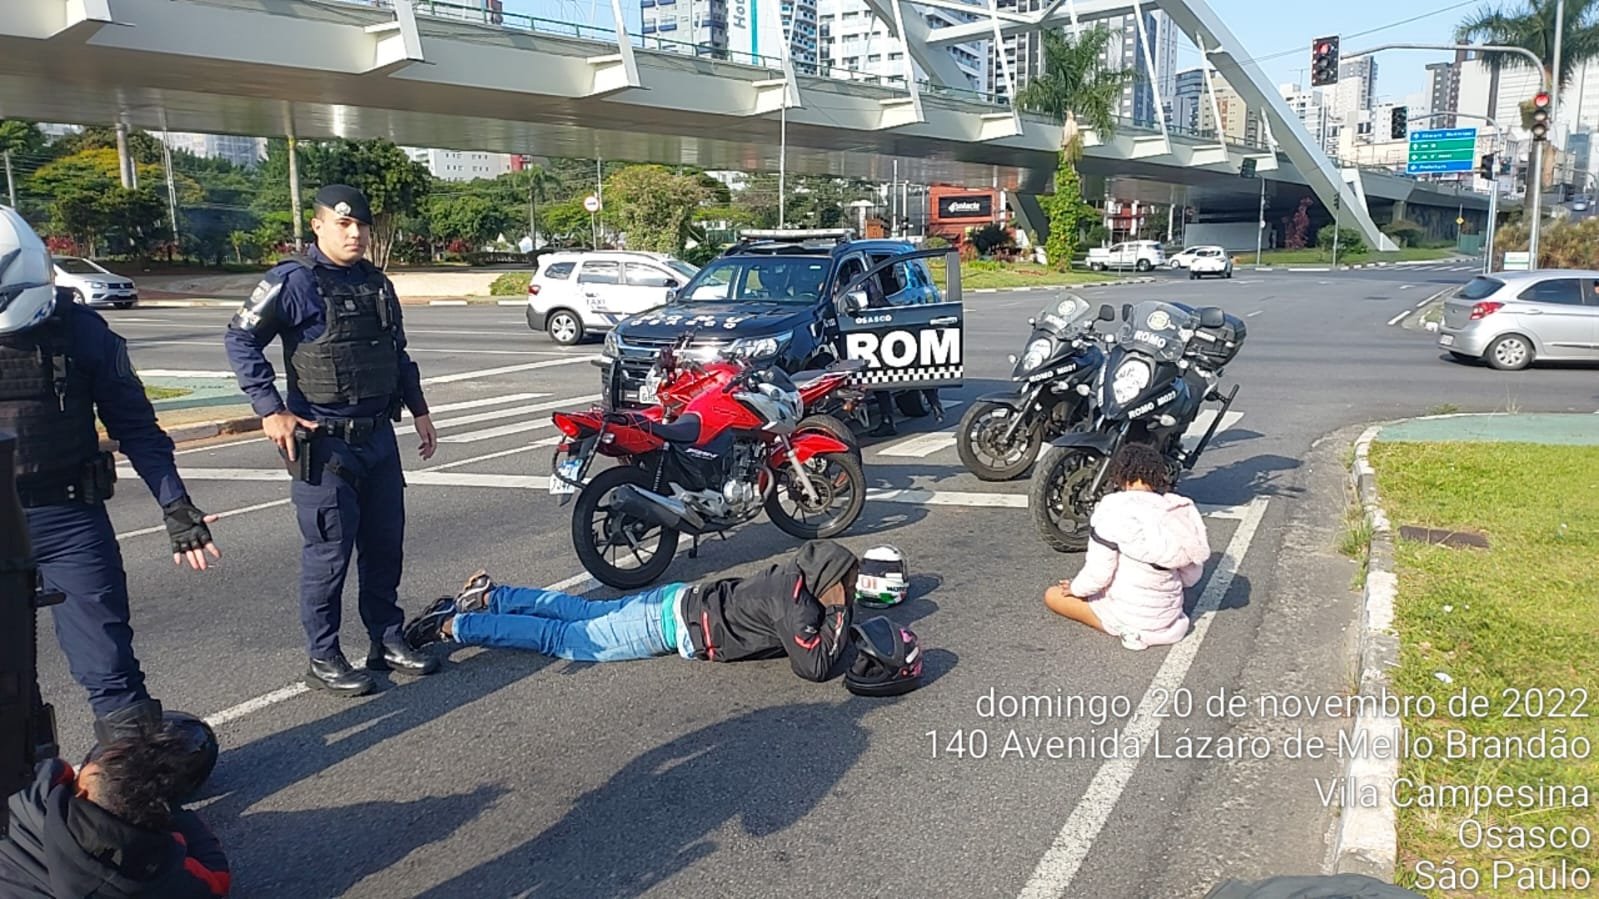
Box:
[525,251,698,345]
[1086,240,1166,272]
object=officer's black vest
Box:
[284,257,401,407]
[0,304,99,486]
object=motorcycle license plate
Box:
[550,458,582,495]
[639,369,662,405]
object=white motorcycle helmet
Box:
[855,544,909,608]
[0,206,57,335]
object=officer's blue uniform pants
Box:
[26,502,149,719]
[291,424,407,659]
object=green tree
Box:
[603,164,708,252]
[1014,25,1133,135]
[31,149,193,256]
[0,119,46,208]
[1041,150,1096,271]
[426,193,516,248]
[540,198,597,247]
[304,138,432,267]
[1456,0,1599,189]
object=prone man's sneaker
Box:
[405,596,457,649]
[455,569,496,614]
[1120,631,1148,652]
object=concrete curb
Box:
[163,414,264,445]
[968,276,1156,294]
[1329,423,1402,880]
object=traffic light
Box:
[1530,90,1551,141]
[1311,36,1340,87]
[1479,153,1496,180]
[1390,106,1408,140]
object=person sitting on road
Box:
[1043,442,1211,651]
[403,540,859,682]
[0,729,232,898]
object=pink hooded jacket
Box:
[1068,489,1212,645]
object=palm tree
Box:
[1456,0,1599,188]
[1014,25,1135,155]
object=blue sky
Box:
[497,0,1473,101]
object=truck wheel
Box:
[895,390,932,418]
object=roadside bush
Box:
[1316,224,1367,256]
[489,272,531,295]
[680,242,726,267]
[1492,217,1599,269]
[923,235,950,249]
[1382,218,1426,248]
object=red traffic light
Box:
[1534,91,1550,106]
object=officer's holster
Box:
[15,453,117,507]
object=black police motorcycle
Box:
[1028,299,1245,552]
[955,296,1104,481]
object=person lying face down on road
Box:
[1043,442,1211,651]
[0,729,232,898]
[404,539,860,682]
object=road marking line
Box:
[201,569,599,728]
[1016,496,1269,899]
[1386,310,1410,327]
[877,432,957,457]
[114,498,293,540]
[422,396,593,433]
[440,419,553,444]
[421,356,597,385]
[1415,297,1433,309]
[429,300,469,306]
[1245,310,1263,317]
[428,392,547,414]
[424,440,558,472]
[1181,410,1244,452]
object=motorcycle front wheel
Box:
[766,451,866,540]
[1027,446,1106,553]
[572,465,680,589]
[956,401,1043,481]
[796,413,862,462]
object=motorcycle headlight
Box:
[1019,338,1052,372]
[602,331,620,360]
[1111,359,1152,405]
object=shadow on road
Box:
[1181,453,1303,506]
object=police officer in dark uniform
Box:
[223,184,439,696]
[0,205,222,744]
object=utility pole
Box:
[1552,0,1566,199]
[778,104,787,227]
[287,136,303,253]
[1255,177,1266,267]
[4,151,14,208]
[1331,195,1341,267]
[161,138,180,253]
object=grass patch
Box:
[1369,441,1599,896]
[1425,403,1462,416]
[143,385,191,401]
[489,271,532,296]
[927,258,1125,290]
[1255,247,1459,265]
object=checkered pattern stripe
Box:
[854,364,963,385]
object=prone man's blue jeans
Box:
[451,583,683,661]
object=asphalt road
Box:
[35,269,1598,898]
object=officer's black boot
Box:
[91,698,163,746]
[367,637,439,676]
[306,652,376,696]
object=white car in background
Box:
[1186,246,1234,279]
[525,251,698,345]
[1085,240,1166,272]
[53,257,138,308]
[1167,246,1207,269]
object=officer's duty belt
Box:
[315,415,386,445]
[16,453,117,507]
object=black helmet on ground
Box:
[844,616,923,697]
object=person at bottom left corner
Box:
[0,727,232,898]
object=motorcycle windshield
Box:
[1034,295,1096,339]
[1114,301,1190,363]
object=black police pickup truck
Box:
[597,229,966,422]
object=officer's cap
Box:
[313,184,374,225]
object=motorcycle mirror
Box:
[1027,317,1036,327]
[1008,354,1018,365]
[1097,304,1116,322]
[1199,306,1226,328]
[1121,303,1133,322]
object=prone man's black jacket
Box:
[0,759,231,898]
[679,540,856,682]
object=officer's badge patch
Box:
[334,201,352,216]
[235,278,281,331]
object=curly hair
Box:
[1105,441,1172,493]
[86,728,196,831]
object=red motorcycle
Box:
[550,339,869,588]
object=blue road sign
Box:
[1407,127,1478,175]
[1410,128,1477,142]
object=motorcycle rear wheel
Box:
[766,451,866,540]
[1028,446,1104,553]
[572,465,681,589]
[956,401,1043,481]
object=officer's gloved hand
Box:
[163,496,223,571]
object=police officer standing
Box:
[223,185,439,696]
[0,205,222,745]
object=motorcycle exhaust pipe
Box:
[611,485,706,534]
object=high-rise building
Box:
[1280,83,1335,155]
[640,0,728,59]
[1197,78,1257,144]
[1172,68,1206,135]
[1334,56,1378,122]
[816,0,987,91]
[644,0,819,74]
[1426,54,1463,129]
[159,132,267,168]
[402,147,514,181]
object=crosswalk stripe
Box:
[877,432,958,457]
[400,394,599,438]
[1183,410,1245,451]
[441,419,556,444]
[426,392,546,414]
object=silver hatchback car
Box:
[1437,269,1599,370]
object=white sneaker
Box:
[1120,631,1148,652]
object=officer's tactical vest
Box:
[285,257,401,407]
[0,304,99,485]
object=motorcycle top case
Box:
[1195,313,1246,368]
